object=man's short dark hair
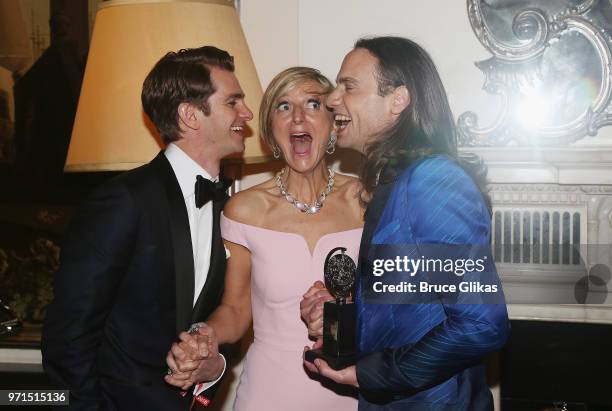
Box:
[141,46,235,144]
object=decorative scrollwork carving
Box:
[460,0,612,146]
[467,1,550,61]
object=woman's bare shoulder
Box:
[334,172,360,189]
[223,178,277,224]
[334,173,362,199]
[332,172,365,218]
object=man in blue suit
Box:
[302,36,510,410]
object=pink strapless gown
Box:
[221,214,361,411]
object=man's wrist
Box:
[196,353,226,382]
[209,353,225,381]
[193,354,226,396]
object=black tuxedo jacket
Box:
[42,152,228,410]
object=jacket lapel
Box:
[152,152,195,335]
[191,195,227,323]
[359,180,396,272]
[355,179,396,350]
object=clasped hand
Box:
[300,281,358,388]
[165,324,224,390]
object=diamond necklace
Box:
[275,168,335,215]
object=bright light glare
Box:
[516,95,552,128]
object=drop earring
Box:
[326,133,337,155]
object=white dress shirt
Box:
[164,143,226,394]
[164,143,214,306]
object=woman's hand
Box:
[165,324,224,390]
[189,325,224,383]
[300,281,334,338]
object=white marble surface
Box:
[0,348,43,373]
[508,304,612,324]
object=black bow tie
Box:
[194,175,232,208]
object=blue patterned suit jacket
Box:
[355,155,510,410]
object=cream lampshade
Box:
[65,0,267,172]
[0,0,32,72]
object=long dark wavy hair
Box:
[355,36,490,211]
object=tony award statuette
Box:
[304,247,357,370]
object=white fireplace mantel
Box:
[508,304,612,324]
[461,146,612,324]
[464,147,612,185]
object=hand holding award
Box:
[304,247,357,370]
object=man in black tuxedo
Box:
[42,46,253,410]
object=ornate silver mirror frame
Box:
[459,0,612,146]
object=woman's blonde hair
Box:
[259,67,334,149]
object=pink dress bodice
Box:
[221,213,361,411]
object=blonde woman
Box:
[169,67,363,410]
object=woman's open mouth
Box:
[290,132,312,155]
